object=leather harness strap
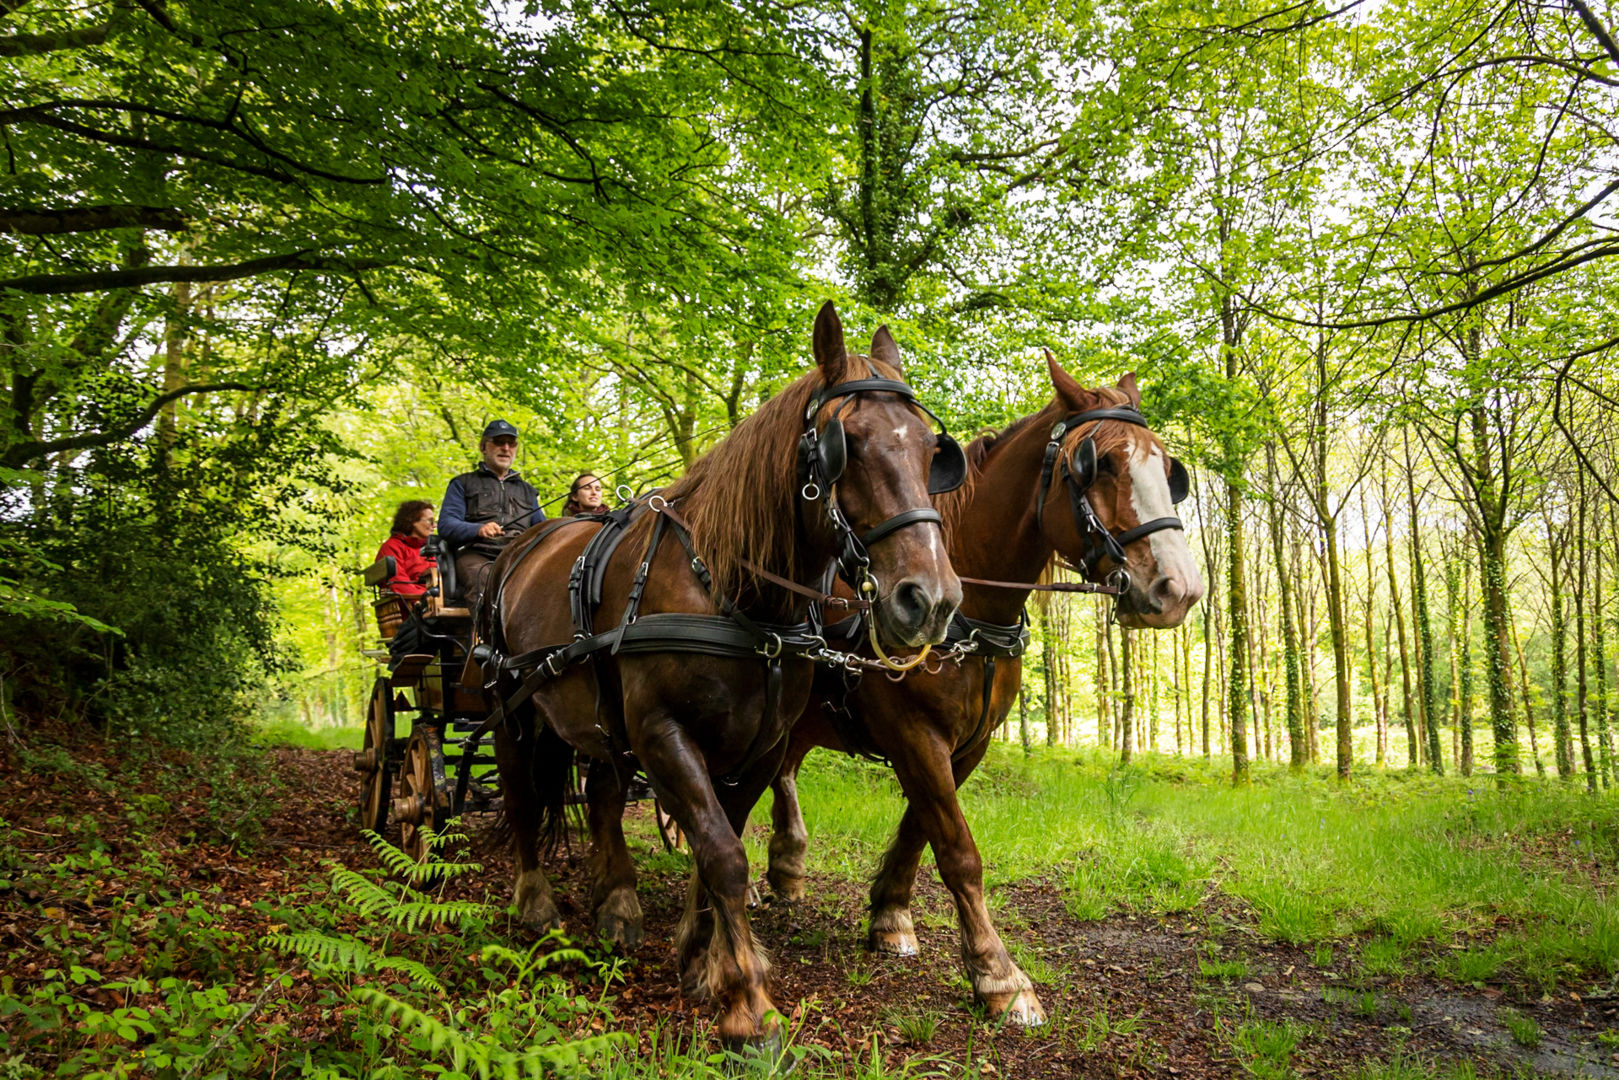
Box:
[1033,405,1185,575]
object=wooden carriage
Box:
[351,539,502,864]
[352,536,682,863]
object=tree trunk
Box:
[1593,502,1613,788]
[1360,484,1385,767]
[1510,613,1544,777]
[1404,430,1443,772]
[1459,558,1475,777]
[1044,619,1059,749]
[1227,485,1251,784]
[1018,684,1031,755]
[1201,597,1213,757]
[1550,529,1574,779]
[1382,466,1418,767]
[1096,607,1109,749]
[1578,477,1596,790]
[1120,627,1135,765]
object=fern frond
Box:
[329,868,401,917]
[374,954,446,995]
[366,832,423,877]
[386,898,481,934]
[265,932,378,974]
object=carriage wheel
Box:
[654,799,685,853]
[396,729,447,867]
[354,677,394,835]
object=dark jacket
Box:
[440,465,544,558]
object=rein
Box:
[957,575,1120,596]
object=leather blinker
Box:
[928,433,967,495]
[819,417,846,485]
[1168,457,1189,505]
[1071,437,1097,489]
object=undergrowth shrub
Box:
[265,828,629,1078]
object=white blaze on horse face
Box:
[892,424,909,441]
[1127,444,1205,608]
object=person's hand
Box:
[478,520,503,540]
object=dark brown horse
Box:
[764,353,1204,1024]
[486,303,962,1045]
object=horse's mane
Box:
[936,384,1139,543]
[663,352,906,600]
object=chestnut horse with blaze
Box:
[485,304,962,1046]
[765,353,1205,1024]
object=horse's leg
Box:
[492,718,561,929]
[765,731,813,901]
[866,805,926,957]
[646,721,782,1047]
[888,736,1044,1025]
[585,758,642,949]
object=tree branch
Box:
[0,250,390,295]
[1573,0,1619,67]
[1,381,255,468]
[0,22,112,56]
[0,204,185,235]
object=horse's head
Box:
[805,302,962,648]
[1038,352,1205,629]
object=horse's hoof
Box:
[747,884,762,909]
[985,987,1047,1027]
[766,873,806,903]
[594,911,644,951]
[722,1026,791,1074]
[519,903,562,931]
[679,955,712,1002]
[867,927,919,957]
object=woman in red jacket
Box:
[376,500,436,596]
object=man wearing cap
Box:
[439,420,545,606]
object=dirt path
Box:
[10,745,1618,1078]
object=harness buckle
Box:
[758,632,784,660]
[542,651,568,678]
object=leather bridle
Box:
[798,374,964,592]
[1033,405,1187,590]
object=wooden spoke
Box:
[397,728,447,866]
[354,677,394,835]
[654,799,685,853]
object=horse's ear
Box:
[1045,348,1087,411]
[814,301,848,384]
[1116,371,1142,408]
[870,325,903,375]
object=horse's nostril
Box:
[892,580,932,626]
[1149,575,1184,612]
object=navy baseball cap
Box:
[482,419,519,440]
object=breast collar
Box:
[1033,405,1185,579]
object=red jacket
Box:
[376,533,434,596]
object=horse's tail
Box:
[530,721,574,857]
[485,704,575,859]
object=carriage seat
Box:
[425,534,462,605]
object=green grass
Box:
[881,1006,941,1045]
[252,717,365,751]
[778,744,1619,990]
[1498,1007,1541,1049]
[1230,1017,1305,1079]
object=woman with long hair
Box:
[562,472,607,517]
